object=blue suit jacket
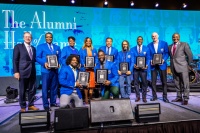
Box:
[79,48,98,71]
[117,51,134,73]
[94,61,119,95]
[59,65,82,99]
[13,43,36,78]
[148,40,169,70]
[130,45,151,71]
[36,43,61,73]
[99,46,118,64]
[61,46,79,66]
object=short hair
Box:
[23,32,32,37]
[152,32,159,38]
[68,36,75,42]
[106,37,113,42]
[45,32,53,38]
[98,49,105,55]
[172,33,180,38]
[137,36,143,40]
[66,55,80,65]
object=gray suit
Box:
[168,42,193,100]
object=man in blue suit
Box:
[61,36,79,66]
[13,32,39,112]
[95,50,119,99]
[36,32,61,111]
[117,40,133,99]
[148,32,169,102]
[59,55,83,108]
[99,37,118,64]
[131,36,150,103]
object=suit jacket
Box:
[130,45,151,71]
[79,48,98,71]
[13,43,36,78]
[61,46,79,66]
[148,40,169,70]
[36,43,61,73]
[59,65,82,99]
[117,50,134,73]
[94,61,119,95]
[99,46,118,64]
[168,42,193,73]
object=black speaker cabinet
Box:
[90,99,134,123]
[135,103,161,123]
[54,107,89,131]
[19,110,50,133]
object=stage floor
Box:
[0,88,200,132]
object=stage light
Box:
[43,0,47,2]
[130,1,134,7]
[182,3,187,8]
[155,2,159,8]
[71,0,75,4]
[104,0,108,6]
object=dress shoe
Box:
[135,97,140,102]
[28,106,39,111]
[44,107,51,111]
[142,98,147,103]
[163,98,169,103]
[181,100,188,105]
[171,98,183,102]
[150,98,157,101]
[50,103,59,107]
[20,108,26,112]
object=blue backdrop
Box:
[0,3,200,76]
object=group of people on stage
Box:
[13,31,193,112]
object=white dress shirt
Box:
[153,41,159,53]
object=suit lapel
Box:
[169,44,173,57]
[174,42,180,57]
[68,66,75,82]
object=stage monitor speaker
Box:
[135,103,161,123]
[54,107,89,131]
[19,110,50,133]
[6,86,18,99]
[90,99,134,123]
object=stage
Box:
[0,89,200,133]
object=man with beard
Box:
[131,36,150,103]
[36,32,61,111]
[169,33,193,105]
[59,55,83,108]
[94,50,119,99]
[117,40,133,99]
[148,32,169,103]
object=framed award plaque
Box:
[152,54,162,65]
[105,55,114,62]
[85,56,95,68]
[119,62,129,74]
[96,69,108,84]
[78,72,90,86]
[136,56,146,68]
[46,55,58,68]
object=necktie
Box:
[172,43,176,56]
[106,47,110,55]
[49,44,53,52]
[28,46,33,60]
[138,46,141,54]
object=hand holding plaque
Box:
[136,56,146,68]
[78,72,90,86]
[96,69,108,84]
[152,54,162,65]
[119,62,129,74]
[85,56,95,68]
[46,55,58,68]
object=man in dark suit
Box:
[13,32,39,112]
[169,33,193,105]
[36,32,61,111]
[131,36,150,103]
[148,32,169,103]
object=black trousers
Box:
[19,76,36,108]
[151,65,168,98]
